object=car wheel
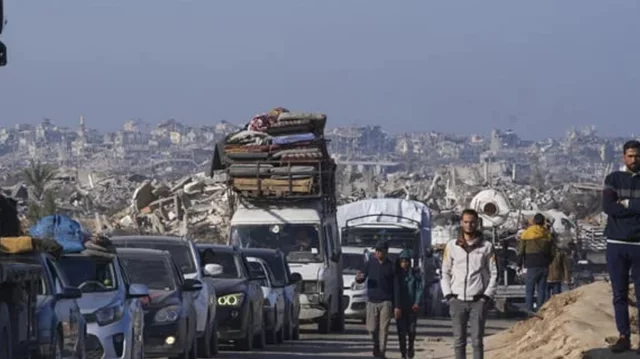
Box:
[283,312,291,341]
[235,312,253,351]
[267,310,278,345]
[331,297,345,333]
[51,329,63,359]
[253,319,267,349]
[276,324,284,344]
[317,306,331,334]
[292,323,300,340]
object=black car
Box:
[117,248,201,359]
[241,248,302,341]
[197,244,266,351]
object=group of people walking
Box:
[356,208,498,359]
[354,139,640,358]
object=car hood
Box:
[148,290,180,307]
[211,278,247,296]
[77,291,121,314]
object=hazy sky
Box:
[1,0,639,139]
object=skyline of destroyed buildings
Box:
[0,116,627,243]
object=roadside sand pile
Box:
[485,281,637,359]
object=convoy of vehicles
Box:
[197,244,266,351]
[110,235,219,357]
[117,248,201,359]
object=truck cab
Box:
[229,201,345,334]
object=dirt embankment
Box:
[485,281,637,359]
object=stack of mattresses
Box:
[216,112,335,198]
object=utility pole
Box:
[0,0,6,66]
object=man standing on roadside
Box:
[441,209,498,359]
[355,240,399,359]
[603,140,640,354]
[517,213,555,313]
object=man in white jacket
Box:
[441,209,498,359]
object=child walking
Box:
[395,250,424,359]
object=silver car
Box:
[247,257,286,344]
[57,253,149,359]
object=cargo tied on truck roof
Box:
[210,109,336,203]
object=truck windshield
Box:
[342,253,366,274]
[231,224,323,263]
[57,255,118,293]
[341,226,420,250]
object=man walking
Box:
[395,249,424,359]
[603,140,640,353]
[441,209,498,359]
[517,213,555,313]
[356,240,399,359]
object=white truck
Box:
[337,198,439,317]
[213,110,345,333]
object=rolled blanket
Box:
[0,236,33,254]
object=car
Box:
[341,248,367,322]
[7,251,87,358]
[111,235,218,357]
[246,257,286,344]
[56,252,149,359]
[241,248,302,340]
[197,244,266,351]
[117,248,201,359]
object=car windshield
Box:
[252,254,287,287]
[114,239,196,275]
[342,253,366,274]
[231,224,322,263]
[56,255,118,293]
[119,254,176,291]
[199,250,242,279]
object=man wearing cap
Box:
[355,240,400,359]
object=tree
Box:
[22,160,58,222]
[22,160,57,201]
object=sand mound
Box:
[485,281,638,359]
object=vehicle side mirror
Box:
[182,278,203,292]
[128,283,150,298]
[0,41,6,67]
[203,263,223,277]
[290,272,302,284]
[56,286,82,300]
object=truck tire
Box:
[331,297,345,333]
[0,303,11,359]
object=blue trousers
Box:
[606,242,640,338]
[525,267,548,312]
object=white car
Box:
[341,247,368,322]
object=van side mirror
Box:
[203,263,223,277]
[56,286,82,300]
[290,272,302,284]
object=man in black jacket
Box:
[356,240,400,359]
[604,140,640,353]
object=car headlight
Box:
[95,304,124,326]
[154,305,181,323]
[218,293,245,307]
[351,282,366,291]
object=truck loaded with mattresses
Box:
[210,108,345,334]
[210,111,336,203]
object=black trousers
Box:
[396,312,418,355]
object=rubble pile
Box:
[485,281,633,359]
[112,173,231,243]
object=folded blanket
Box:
[0,236,33,254]
[271,133,316,145]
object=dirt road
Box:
[213,316,519,359]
